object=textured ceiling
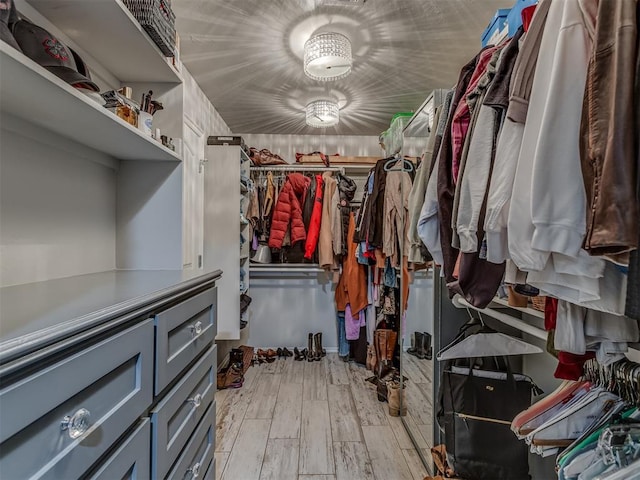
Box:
[173,0,509,135]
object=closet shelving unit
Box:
[205,138,248,340]
[0,43,180,163]
[22,0,182,83]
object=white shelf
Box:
[26,0,181,83]
[0,43,181,163]
[490,296,545,319]
[452,295,548,341]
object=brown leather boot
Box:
[386,330,398,365]
[373,330,382,373]
[366,345,376,371]
[387,380,407,416]
[376,329,393,379]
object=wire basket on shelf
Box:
[123,0,176,57]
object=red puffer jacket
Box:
[268,173,310,249]
[304,174,324,259]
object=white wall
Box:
[244,270,433,349]
[0,126,116,287]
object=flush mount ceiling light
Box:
[306,100,339,128]
[304,32,352,81]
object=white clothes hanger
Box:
[436,310,543,360]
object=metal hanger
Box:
[436,310,543,360]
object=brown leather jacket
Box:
[580,0,639,261]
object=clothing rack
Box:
[452,294,548,341]
[250,165,346,174]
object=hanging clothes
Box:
[418,89,454,267]
[407,106,441,264]
[319,171,338,269]
[335,212,368,315]
[437,54,479,288]
[579,0,639,262]
[304,174,324,260]
[268,172,309,249]
[383,163,412,268]
[336,174,357,257]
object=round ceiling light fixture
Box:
[304,32,352,81]
[305,100,340,128]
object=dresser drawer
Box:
[166,401,215,480]
[203,457,215,480]
[88,418,151,480]
[151,344,216,479]
[0,319,154,480]
[154,287,217,394]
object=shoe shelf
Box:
[490,296,545,319]
[0,43,181,164]
[25,0,182,83]
[452,294,547,341]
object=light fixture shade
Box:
[306,100,339,128]
[304,32,352,81]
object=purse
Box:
[440,354,535,480]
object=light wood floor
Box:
[215,352,434,480]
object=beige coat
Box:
[319,171,338,269]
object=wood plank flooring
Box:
[216,353,434,480]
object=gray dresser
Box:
[0,269,222,480]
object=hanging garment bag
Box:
[442,356,535,480]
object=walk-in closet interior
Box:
[1,0,639,479]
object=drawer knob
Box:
[189,321,203,336]
[188,393,203,408]
[61,408,91,439]
[189,461,201,478]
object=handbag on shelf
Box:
[436,321,537,480]
[440,355,535,480]
[249,148,287,166]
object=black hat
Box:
[12,19,100,92]
[0,0,21,52]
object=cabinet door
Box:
[182,119,205,270]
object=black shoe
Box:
[230,348,244,365]
[277,347,283,358]
[282,347,293,357]
[294,347,305,361]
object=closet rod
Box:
[250,165,345,174]
[452,295,547,341]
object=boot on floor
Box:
[307,333,315,362]
[407,332,424,358]
[314,333,326,358]
[366,345,376,371]
[387,380,407,416]
[422,332,433,360]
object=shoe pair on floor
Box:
[407,332,433,360]
[294,333,326,361]
[253,347,293,364]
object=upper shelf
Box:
[26,0,182,83]
[0,43,181,163]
